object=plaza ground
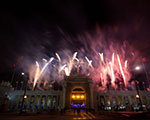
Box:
[0,110,150,120]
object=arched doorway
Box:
[70,87,86,108]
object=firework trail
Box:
[109,62,115,87]
[42,58,47,62]
[72,52,78,61]
[56,53,61,62]
[85,56,93,68]
[110,53,115,86]
[31,50,135,91]
[33,61,40,91]
[31,49,135,91]
[26,29,140,91]
[99,53,104,63]
[125,60,128,68]
[60,52,78,76]
[117,54,126,85]
[32,57,54,90]
[40,57,54,74]
[59,64,66,73]
[112,53,115,65]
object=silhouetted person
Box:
[77,108,80,115]
[86,107,88,113]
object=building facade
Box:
[0,73,150,112]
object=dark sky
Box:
[0,0,150,73]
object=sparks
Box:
[42,58,47,62]
[117,54,126,84]
[72,52,78,61]
[40,57,54,74]
[33,61,40,90]
[85,56,93,68]
[64,67,70,76]
[99,53,104,63]
[109,62,115,87]
[56,53,61,62]
[32,57,54,90]
[125,60,128,68]
[112,53,115,65]
[59,64,67,72]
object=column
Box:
[55,96,58,109]
[90,83,94,109]
[35,95,40,110]
[25,95,30,109]
[62,81,67,109]
[45,96,47,109]
[47,95,51,109]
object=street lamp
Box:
[20,73,28,114]
[21,72,25,76]
[142,63,150,89]
[135,64,150,90]
[24,95,27,99]
[136,94,140,99]
[133,67,143,109]
[135,66,141,71]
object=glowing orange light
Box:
[24,95,27,99]
[72,95,75,99]
[77,95,80,99]
[81,95,84,99]
[136,94,140,98]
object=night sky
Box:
[0,0,150,75]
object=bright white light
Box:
[135,66,140,71]
[24,95,27,99]
[21,72,25,76]
[136,94,140,98]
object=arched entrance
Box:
[64,74,92,109]
[70,86,86,108]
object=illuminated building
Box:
[0,73,150,112]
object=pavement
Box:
[113,111,150,119]
[0,110,150,120]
